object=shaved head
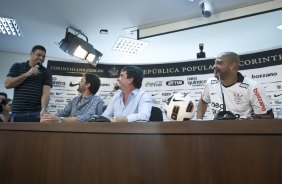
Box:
[217,52,240,70]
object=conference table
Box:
[0,119,282,184]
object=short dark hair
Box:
[0,92,7,99]
[31,45,46,53]
[0,98,12,113]
[121,66,143,89]
[84,74,101,95]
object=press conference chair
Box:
[149,106,163,122]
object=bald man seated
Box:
[196,52,274,120]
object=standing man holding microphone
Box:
[4,45,52,121]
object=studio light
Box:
[59,27,102,66]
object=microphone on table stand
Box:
[103,83,120,100]
[213,67,237,120]
[114,83,120,91]
[89,84,120,122]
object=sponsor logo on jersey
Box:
[239,83,249,89]
[211,102,224,109]
[166,80,184,86]
[253,88,266,111]
[234,92,243,104]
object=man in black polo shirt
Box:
[4,45,52,121]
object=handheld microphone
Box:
[35,62,41,69]
[214,67,220,79]
[213,67,237,120]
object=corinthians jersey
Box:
[202,72,272,119]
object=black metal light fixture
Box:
[59,27,103,66]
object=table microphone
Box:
[114,84,120,91]
[103,84,120,100]
[214,67,237,120]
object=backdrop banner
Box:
[47,47,282,120]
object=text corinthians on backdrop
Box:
[47,47,282,120]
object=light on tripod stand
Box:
[197,43,206,59]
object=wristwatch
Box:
[59,117,65,123]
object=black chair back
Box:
[103,105,107,112]
[149,106,163,122]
